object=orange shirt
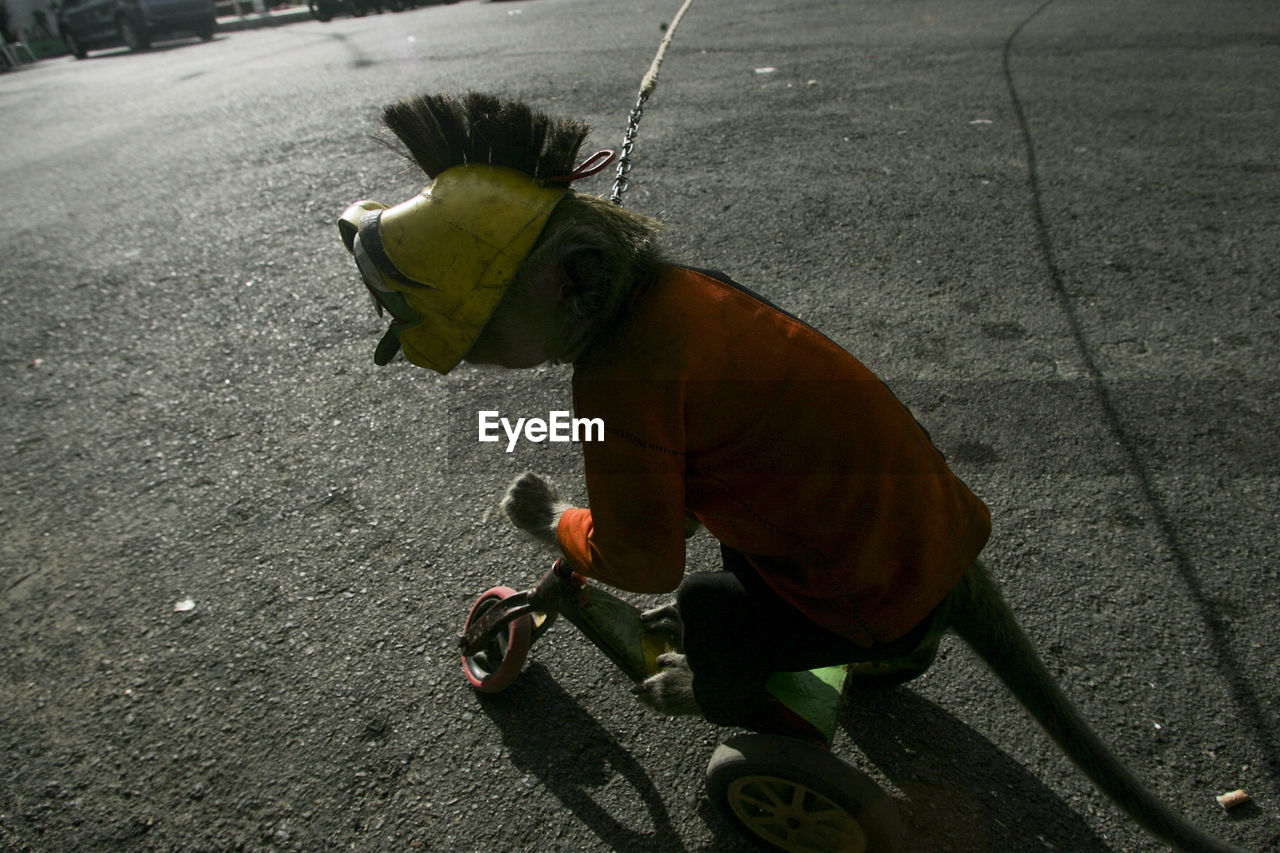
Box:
[556,267,991,646]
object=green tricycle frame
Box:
[457,559,909,852]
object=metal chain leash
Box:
[609,0,698,206]
[609,93,648,205]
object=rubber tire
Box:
[308,0,333,21]
[63,29,88,59]
[120,17,150,51]
[706,734,903,853]
[460,586,532,694]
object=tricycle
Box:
[457,559,908,852]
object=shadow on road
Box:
[476,663,704,852]
[1002,0,1280,782]
[840,684,1114,852]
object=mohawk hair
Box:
[381,92,591,182]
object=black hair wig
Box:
[381,92,591,182]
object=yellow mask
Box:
[338,164,568,373]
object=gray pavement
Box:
[1,0,1278,850]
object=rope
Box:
[610,0,698,205]
[641,0,698,98]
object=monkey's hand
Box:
[500,472,571,550]
[631,653,702,716]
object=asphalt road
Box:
[2,0,1278,850]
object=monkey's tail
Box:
[947,562,1247,853]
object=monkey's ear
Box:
[560,246,611,303]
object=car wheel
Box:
[119,17,151,51]
[307,0,332,21]
[62,29,89,59]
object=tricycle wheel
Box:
[460,585,531,693]
[706,734,902,853]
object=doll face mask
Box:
[338,164,568,373]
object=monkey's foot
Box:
[639,602,683,641]
[632,653,701,716]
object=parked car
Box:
[307,0,456,23]
[58,0,217,58]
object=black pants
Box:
[677,543,933,728]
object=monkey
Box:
[338,92,1247,853]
